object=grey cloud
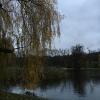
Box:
[53,0,100,50]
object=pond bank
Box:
[0,91,47,100]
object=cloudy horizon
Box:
[52,0,100,51]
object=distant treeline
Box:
[45,45,100,68]
[1,44,100,69]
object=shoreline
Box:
[0,91,47,100]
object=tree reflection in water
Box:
[69,69,88,96]
[37,67,94,97]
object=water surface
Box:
[7,69,100,100]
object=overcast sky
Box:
[53,0,100,50]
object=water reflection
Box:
[1,68,100,100]
[69,69,88,96]
[34,69,100,100]
[40,69,88,97]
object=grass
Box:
[41,67,67,87]
[0,66,22,80]
[0,92,47,100]
[0,66,23,90]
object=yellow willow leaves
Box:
[0,0,60,53]
[19,0,60,51]
[0,0,61,85]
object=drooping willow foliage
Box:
[0,0,61,87]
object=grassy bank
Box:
[0,66,23,90]
[44,67,67,80]
[0,92,47,100]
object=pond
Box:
[5,69,100,100]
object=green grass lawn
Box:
[0,92,47,100]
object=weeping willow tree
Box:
[0,0,61,87]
